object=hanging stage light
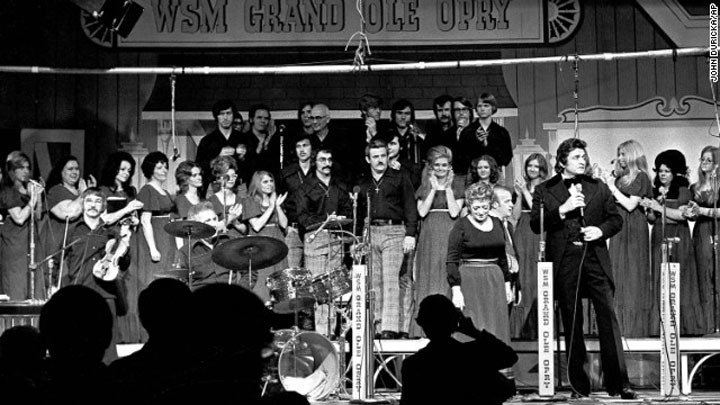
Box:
[68,0,143,38]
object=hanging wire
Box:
[169,74,180,161]
[573,54,580,138]
[344,0,371,71]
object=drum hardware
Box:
[262,328,341,400]
[211,235,289,291]
[266,268,316,314]
[154,268,191,283]
[164,220,216,290]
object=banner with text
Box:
[92,0,548,47]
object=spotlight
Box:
[69,0,144,38]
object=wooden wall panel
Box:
[635,6,657,102]
[616,2,638,106]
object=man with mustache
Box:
[64,187,132,363]
[357,138,418,339]
[296,148,352,336]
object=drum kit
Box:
[162,218,353,400]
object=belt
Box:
[287,222,299,229]
[461,258,499,265]
[429,209,449,213]
[370,219,404,226]
[521,209,531,213]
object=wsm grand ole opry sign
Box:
[81,0,581,47]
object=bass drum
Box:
[273,329,340,400]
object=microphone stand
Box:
[711,171,720,333]
[27,183,38,301]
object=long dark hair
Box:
[652,149,689,200]
[99,151,136,197]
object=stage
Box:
[306,390,720,404]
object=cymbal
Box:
[305,218,352,232]
[212,236,288,271]
[164,220,215,239]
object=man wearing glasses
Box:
[308,103,348,181]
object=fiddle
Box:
[92,218,132,281]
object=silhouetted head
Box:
[415,294,460,339]
[0,325,44,374]
[40,285,113,366]
[191,284,273,356]
[139,278,192,340]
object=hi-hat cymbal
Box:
[212,236,288,270]
[164,220,216,239]
[305,218,352,232]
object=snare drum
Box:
[312,266,351,304]
[264,329,340,400]
[266,268,315,313]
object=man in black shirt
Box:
[458,93,513,173]
[65,187,131,363]
[195,100,246,195]
[424,94,457,151]
[357,138,418,339]
[384,99,425,167]
[241,103,282,178]
[296,148,352,336]
[278,134,315,268]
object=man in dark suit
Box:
[530,138,636,399]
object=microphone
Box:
[576,183,584,218]
[351,185,361,201]
[278,124,286,133]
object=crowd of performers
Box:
[1,93,719,358]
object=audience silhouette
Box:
[400,294,517,405]
[108,278,193,403]
[0,325,46,401]
[39,285,114,405]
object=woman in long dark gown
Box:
[509,153,549,340]
[687,145,720,334]
[242,171,288,304]
[98,151,144,342]
[409,146,463,337]
[0,152,45,300]
[132,152,175,342]
[603,140,653,337]
[447,182,511,344]
[641,150,706,336]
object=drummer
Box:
[296,148,353,337]
[174,201,248,290]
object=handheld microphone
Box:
[574,183,584,219]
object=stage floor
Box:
[309,390,720,404]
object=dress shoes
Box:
[609,387,638,400]
[379,331,399,339]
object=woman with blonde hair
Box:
[602,140,653,337]
[242,171,288,303]
[509,153,549,339]
[410,146,464,336]
[687,145,720,333]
